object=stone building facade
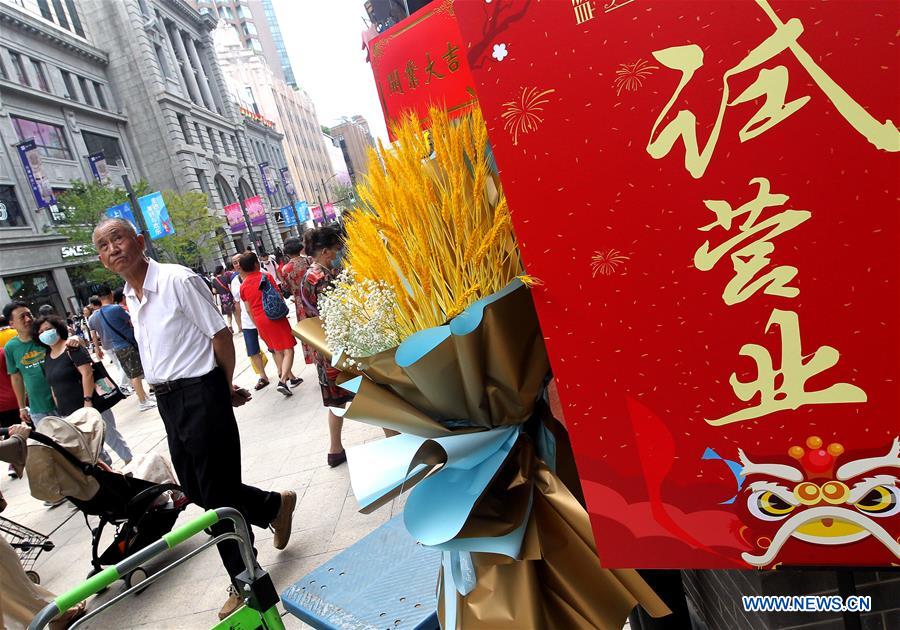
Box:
[330,115,375,184]
[79,0,283,260]
[0,0,137,312]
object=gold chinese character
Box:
[424,52,445,84]
[694,177,810,305]
[405,60,419,89]
[572,0,595,25]
[387,70,404,95]
[646,0,899,179]
[442,42,460,72]
[706,309,867,426]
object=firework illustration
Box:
[613,59,659,96]
[500,86,556,146]
[591,249,630,277]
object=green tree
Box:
[330,182,357,209]
[155,190,224,268]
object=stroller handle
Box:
[28,508,263,630]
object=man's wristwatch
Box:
[83,396,93,402]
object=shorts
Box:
[242,328,262,356]
[114,345,145,379]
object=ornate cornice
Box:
[0,5,108,66]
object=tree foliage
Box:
[56,180,226,271]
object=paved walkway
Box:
[0,326,396,628]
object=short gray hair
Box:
[92,216,137,245]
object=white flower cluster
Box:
[319,269,402,366]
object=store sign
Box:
[137,192,175,240]
[245,195,267,226]
[279,167,295,196]
[88,151,110,184]
[368,0,477,141]
[224,202,246,233]
[294,200,310,223]
[106,201,138,232]
[16,139,55,208]
[258,162,275,196]
[454,0,900,569]
[281,204,297,227]
[61,244,94,259]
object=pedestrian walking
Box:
[212,265,240,334]
[0,316,21,478]
[92,217,295,620]
[34,315,132,466]
[300,226,350,467]
[279,238,314,365]
[230,254,271,390]
[3,302,58,426]
[88,286,156,410]
[239,252,302,397]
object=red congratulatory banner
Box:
[454,0,900,568]
[368,0,477,140]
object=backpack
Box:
[260,274,289,320]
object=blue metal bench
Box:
[281,515,441,630]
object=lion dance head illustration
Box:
[736,436,900,568]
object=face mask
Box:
[331,248,344,269]
[39,329,59,346]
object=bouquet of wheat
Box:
[295,107,669,629]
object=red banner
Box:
[368,0,477,140]
[454,0,900,568]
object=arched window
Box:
[214,174,236,205]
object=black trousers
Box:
[156,368,281,581]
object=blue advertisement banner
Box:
[279,166,295,196]
[281,204,297,227]
[16,139,55,208]
[258,162,275,196]
[106,201,138,232]
[294,200,309,223]
[137,192,175,240]
[88,151,109,183]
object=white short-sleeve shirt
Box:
[124,259,227,384]
[230,274,255,331]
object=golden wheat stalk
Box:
[344,107,523,338]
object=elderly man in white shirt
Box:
[92,217,296,621]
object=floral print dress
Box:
[300,262,354,407]
[282,255,314,364]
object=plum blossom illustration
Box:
[492,43,508,62]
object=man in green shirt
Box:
[3,301,57,425]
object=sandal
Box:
[254,378,270,391]
[50,601,86,629]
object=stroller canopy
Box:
[26,408,105,502]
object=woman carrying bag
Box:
[33,316,132,466]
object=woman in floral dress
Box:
[300,226,351,467]
[280,237,314,365]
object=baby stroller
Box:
[23,408,189,587]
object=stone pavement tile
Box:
[327,494,391,552]
[266,550,341,590]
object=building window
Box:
[207,127,218,153]
[92,82,107,109]
[78,76,93,106]
[82,131,125,165]
[0,185,27,228]
[177,114,192,144]
[37,0,53,21]
[195,122,207,149]
[11,116,72,159]
[4,272,64,317]
[220,131,230,156]
[0,54,6,80]
[50,0,69,29]
[242,22,257,36]
[60,70,76,100]
[237,5,251,19]
[29,59,49,92]
[8,52,29,87]
[248,38,262,52]
[64,0,85,37]
[154,44,170,78]
[196,169,211,200]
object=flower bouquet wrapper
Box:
[295,280,669,628]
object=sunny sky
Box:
[271,0,389,143]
